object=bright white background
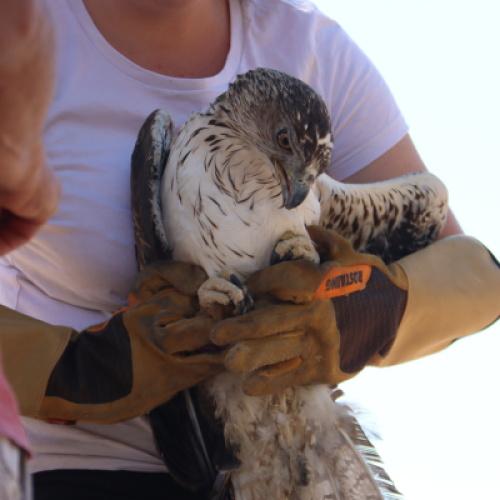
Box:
[312,1,500,499]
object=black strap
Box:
[34,469,206,500]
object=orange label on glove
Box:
[312,264,372,299]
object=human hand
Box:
[210,227,408,396]
[37,261,226,424]
[0,0,60,255]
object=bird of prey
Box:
[131,68,448,500]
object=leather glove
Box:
[211,226,500,396]
[1,261,226,424]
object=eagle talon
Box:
[234,286,254,315]
[199,269,254,316]
[230,275,254,315]
[271,232,320,265]
[270,249,294,265]
[229,274,243,289]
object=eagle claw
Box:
[271,232,320,265]
[199,269,254,316]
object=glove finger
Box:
[134,260,208,298]
[124,292,199,326]
[152,289,200,317]
[158,316,218,354]
[180,351,228,371]
[173,354,227,390]
[305,226,349,262]
[225,333,306,375]
[306,226,386,269]
[242,361,303,396]
[155,261,208,296]
[211,302,312,345]
[244,259,324,301]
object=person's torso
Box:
[0,0,407,474]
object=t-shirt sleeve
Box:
[316,23,409,181]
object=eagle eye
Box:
[277,129,291,151]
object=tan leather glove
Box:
[1,261,226,424]
[210,226,500,396]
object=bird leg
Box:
[271,231,320,265]
[199,269,254,316]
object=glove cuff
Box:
[0,306,73,417]
[333,266,408,374]
[378,235,500,366]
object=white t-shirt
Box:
[0,0,408,474]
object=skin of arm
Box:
[0,0,60,255]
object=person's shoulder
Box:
[241,0,354,75]
[244,0,335,22]
[243,0,325,15]
[241,0,346,49]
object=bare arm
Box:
[0,0,60,255]
[342,134,463,239]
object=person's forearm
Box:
[0,261,226,424]
[210,228,500,395]
[0,0,55,172]
[377,235,500,366]
[0,0,43,61]
[0,0,60,254]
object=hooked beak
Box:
[274,156,311,209]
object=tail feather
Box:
[348,421,404,500]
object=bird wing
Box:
[314,171,449,263]
[131,109,235,496]
[130,109,173,270]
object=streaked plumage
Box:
[131,68,448,499]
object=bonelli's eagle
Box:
[131,68,448,500]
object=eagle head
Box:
[215,68,333,209]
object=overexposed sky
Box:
[312,1,500,499]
